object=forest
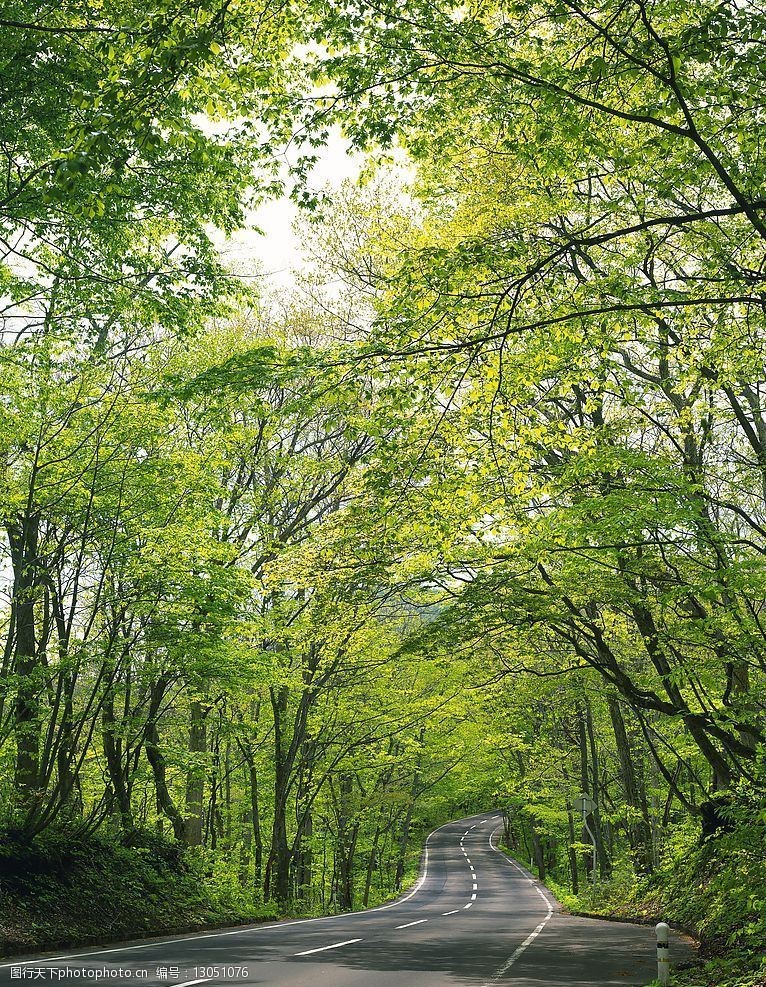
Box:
[1,2,766,985]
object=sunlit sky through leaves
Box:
[220,130,362,291]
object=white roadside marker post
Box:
[656,921,670,985]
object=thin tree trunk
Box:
[249,760,263,891]
[363,824,382,908]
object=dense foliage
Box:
[2,2,766,984]
[0,827,280,954]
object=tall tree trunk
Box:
[224,736,232,842]
[395,729,425,890]
[8,516,42,807]
[293,740,314,904]
[529,819,546,880]
[334,773,358,911]
[54,672,81,815]
[184,700,207,847]
[608,696,652,872]
[584,704,611,877]
[248,757,263,891]
[145,679,185,842]
[265,684,292,904]
[103,693,134,831]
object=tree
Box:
[292,0,766,802]
[0,0,316,354]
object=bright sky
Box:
[218,132,363,292]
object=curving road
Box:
[0,812,693,986]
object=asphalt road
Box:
[0,812,694,987]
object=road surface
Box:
[0,812,694,986]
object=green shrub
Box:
[0,826,278,956]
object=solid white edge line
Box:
[479,825,555,986]
[295,938,363,956]
[395,919,428,930]
[1,815,496,969]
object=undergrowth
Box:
[545,797,766,987]
[0,821,431,957]
[0,826,278,956]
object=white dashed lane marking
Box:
[395,920,428,930]
[295,938,364,956]
[443,909,459,916]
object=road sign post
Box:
[656,922,670,985]
[573,793,597,892]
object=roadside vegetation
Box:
[2,3,766,984]
[545,814,766,987]
[0,828,278,955]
